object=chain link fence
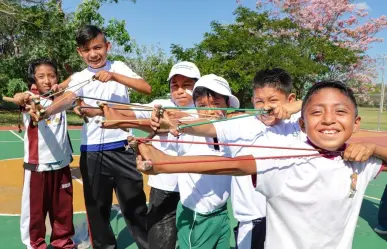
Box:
[355,92,387,131]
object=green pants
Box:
[176,201,230,249]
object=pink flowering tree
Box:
[240,0,387,100]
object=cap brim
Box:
[229,95,240,108]
[167,71,199,81]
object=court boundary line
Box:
[9,130,24,141]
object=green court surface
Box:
[0,129,386,248]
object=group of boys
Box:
[12,23,387,249]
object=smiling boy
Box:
[40,25,151,249]
[137,80,387,249]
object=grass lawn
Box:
[0,110,83,127]
[1,107,386,131]
[358,107,387,131]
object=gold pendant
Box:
[349,172,358,198]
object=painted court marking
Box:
[70,175,122,213]
[9,130,24,141]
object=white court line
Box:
[70,176,122,213]
[9,130,24,141]
[0,157,24,161]
[364,195,381,201]
[72,175,84,185]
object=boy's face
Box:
[170,75,195,107]
[195,93,228,119]
[33,64,58,95]
[77,34,111,69]
[299,88,361,151]
[252,86,295,126]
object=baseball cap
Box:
[167,61,201,81]
[193,74,240,108]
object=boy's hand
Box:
[136,155,157,175]
[136,142,170,175]
[269,100,302,120]
[150,104,176,131]
[50,84,63,94]
[94,70,114,83]
[269,104,292,120]
[343,143,376,162]
[13,92,31,106]
[74,100,101,118]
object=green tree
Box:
[171,7,358,107]
[124,42,175,104]
[0,0,134,97]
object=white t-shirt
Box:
[168,133,231,214]
[23,98,72,171]
[214,113,306,222]
[68,60,142,150]
[247,142,383,249]
[134,99,179,192]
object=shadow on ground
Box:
[359,199,387,242]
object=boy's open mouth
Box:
[261,114,272,120]
[89,58,101,64]
[319,129,339,135]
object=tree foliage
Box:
[172,7,358,106]
[0,0,133,97]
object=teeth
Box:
[322,130,337,134]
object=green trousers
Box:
[176,201,230,249]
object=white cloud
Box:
[354,2,371,10]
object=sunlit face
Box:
[195,93,228,119]
[33,64,58,95]
[252,86,295,126]
[77,34,111,69]
[299,88,361,151]
[170,75,195,107]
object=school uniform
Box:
[134,99,181,249]
[168,133,231,249]
[68,60,148,249]
[20,98,74,249]
[245,141,384,249]
[214,113,306,249]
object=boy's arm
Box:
[150,104,217,137]
[111,72,151,95]
[373,145,387,166]
[137,142,256,175]
[100,105,154,132]
[270,100,302,120]
[94,70,151,95]
[44,91,77,117]
[344,143,387,164]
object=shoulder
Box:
[348,156,382,179]
[111,60,130,69]
[150,99,174,106]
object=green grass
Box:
[358,107,387,131]
[0,110,83,127]
[1,107,386,130]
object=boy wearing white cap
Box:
[134,61,200,249]
[82,61,201,249]
[165,74,238,249]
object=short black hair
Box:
[301,80,358,117]
[193,87,230,107]
[27,58,58,89]
[76,25,106,47]
[253,68,292,95]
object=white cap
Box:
[193,74,240,108]
[167,61,201,81]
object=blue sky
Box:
[63,0,386,58]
